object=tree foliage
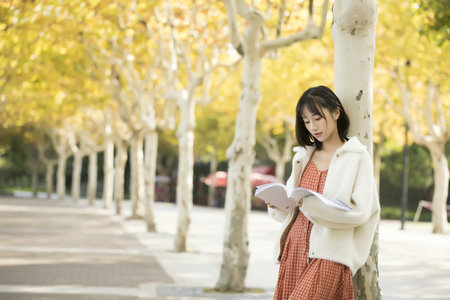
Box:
[0,0,447,216]
[415,0,450,45]
[374,0,449,147]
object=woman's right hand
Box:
[265,202,277,209]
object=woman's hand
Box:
[265,202,277,209]
[297,198,304,207]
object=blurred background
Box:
[0,0,448,223]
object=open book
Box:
[255,183,352,212]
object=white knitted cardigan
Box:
[268,137,380,275]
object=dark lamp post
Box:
[401,122,409,230]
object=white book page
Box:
[255,183,352,212]
[255,183,297,212]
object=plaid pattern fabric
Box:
[273,160,353,300]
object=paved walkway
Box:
[0,195,449,299]
[0,196,175,299]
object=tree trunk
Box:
[71,151,82,202]
[373,143,382,193]
[207,153,218,207]
[332,1,381,299]
[103,137,115,209]
[130,133,145,218]
[427,142,449,234]
[174,96,196,252]
[274,159,286,182]
[260,124,293,182]
[114,141,128,215]
[333,0,377,153]
[216,36,262,291]
[31,158,39,198]
[56,154,67,201]
[45,161,55,199]
[130,139,136,213]
[87,152,98,206]
[144,130,158,232]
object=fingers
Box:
[265,202,276,209]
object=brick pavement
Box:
[3,195,449,300]
[0,197,172,300]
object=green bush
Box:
[380,205,431,221]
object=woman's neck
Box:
[320,135,344,153]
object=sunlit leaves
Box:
[258,31,334,140]
[0,0,107,130]
[414,0,450,45]
[374,0,449,148]
[0,0,447,165]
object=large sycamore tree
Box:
[216,0,329,292]
[332,1,381,299]
[159,1,233,252]
[375,0,449,235]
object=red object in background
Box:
[251,165,275,175]
[202,171,228,187]
[250,172,279,186]
[201,170,279,187]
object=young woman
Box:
[267,86,380,300]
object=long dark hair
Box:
[295,86,350,150]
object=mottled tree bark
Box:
[332,0,381,298]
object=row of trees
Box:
[0,0,448,297]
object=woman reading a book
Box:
[266,86,380,300]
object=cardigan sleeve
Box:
[301,151,379,229]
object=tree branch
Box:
[259,132,280,162]
[260,0,329,53]
[235,0,253,18]
[275,0,287,37]
[282,121,295,161]
[431,83,447,136]
[197,58,242,104]
[223,0,244,55]
[243,9,265,57]
[424,83,440,138]
[377,88,426,144]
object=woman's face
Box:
[301,106,340,144]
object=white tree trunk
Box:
[144,130,158,232]
[274,161,284,182]
[87,152,98,206]
[114,141,128,215]
[260,125,294,182]
[216,0,329,291]
[333,0,377,154]
[130,139,137,214]
[332,1,380,298]
[71,151,82,202]
[45,161,55,199]
[373,143,382,193]
[427,142,449,234]
[56,154,67,201]
[174,97,196,252]
[216,40,262,292]
[31,159,39,198]
[130,133,145,218]
[103,137,115,209]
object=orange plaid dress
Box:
[273,160,354,300]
